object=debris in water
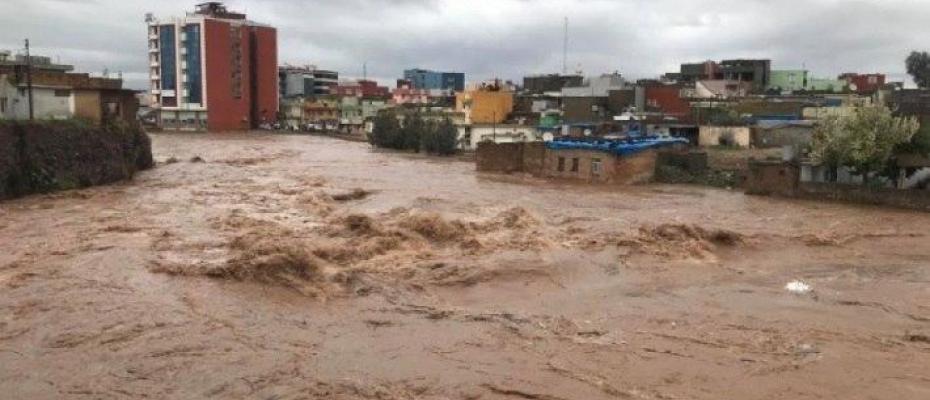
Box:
[330,188,373,202]
[785,280,812,294]
[905,332,930,344]
[800,233,842,246]
[795,343,820,355]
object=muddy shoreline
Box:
[1,133,928,399]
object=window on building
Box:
[0,98,6,113]
[571,158,579,172]
[54,90,71,97]
[557,157,565,172]
[591,158,602,175]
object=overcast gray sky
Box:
[1,0,926,90]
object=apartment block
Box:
[279,66,338,98]
[147,2,278,131]
[403,68,465,92]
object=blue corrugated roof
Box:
[546,137,688,156]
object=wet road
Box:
[1,132,929,399]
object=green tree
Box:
[895,118,930,156]
[369,110,400,148]
[906,51,930,89]
[811,106,919,184]
[402,113,426,152]
[431,118,459,156]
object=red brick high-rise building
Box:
[147,2,277,131]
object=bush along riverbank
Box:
[0,120,154,200]
[368,111,459,156]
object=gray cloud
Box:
[1,0,926,90]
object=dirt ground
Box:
[1,133,928,400]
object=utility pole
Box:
[25,39,34,120]
[363,62,367,81]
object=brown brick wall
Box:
[73,90,102,122]
[745,161,800,196]
[476,142,524,173]
[613,150,660,184]
[522,142,546,175]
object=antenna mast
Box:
[562,17,568,75]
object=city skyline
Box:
[1,0,928,90]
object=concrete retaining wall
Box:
[795,183,930,211]
[0,120,153,200]
[745,159,930,211]
[656,151,708,173]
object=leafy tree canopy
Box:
[811,106,919,183]
[906,51,930,89]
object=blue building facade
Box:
[159,25,177,97]
[182,24,203,104]
[403,68,464,91]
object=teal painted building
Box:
[769,70,808,92]
[769,70,847,93]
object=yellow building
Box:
[456,88,513,124]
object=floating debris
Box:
[785,280,812,294]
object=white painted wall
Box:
[467,125,540,150]
[0,78,73,120]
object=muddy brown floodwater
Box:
[1,132,929,399]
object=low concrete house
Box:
[476,137,688,184]
[465,124,540,150]
[0,66,137,126]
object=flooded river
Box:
[1,133,928,399]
